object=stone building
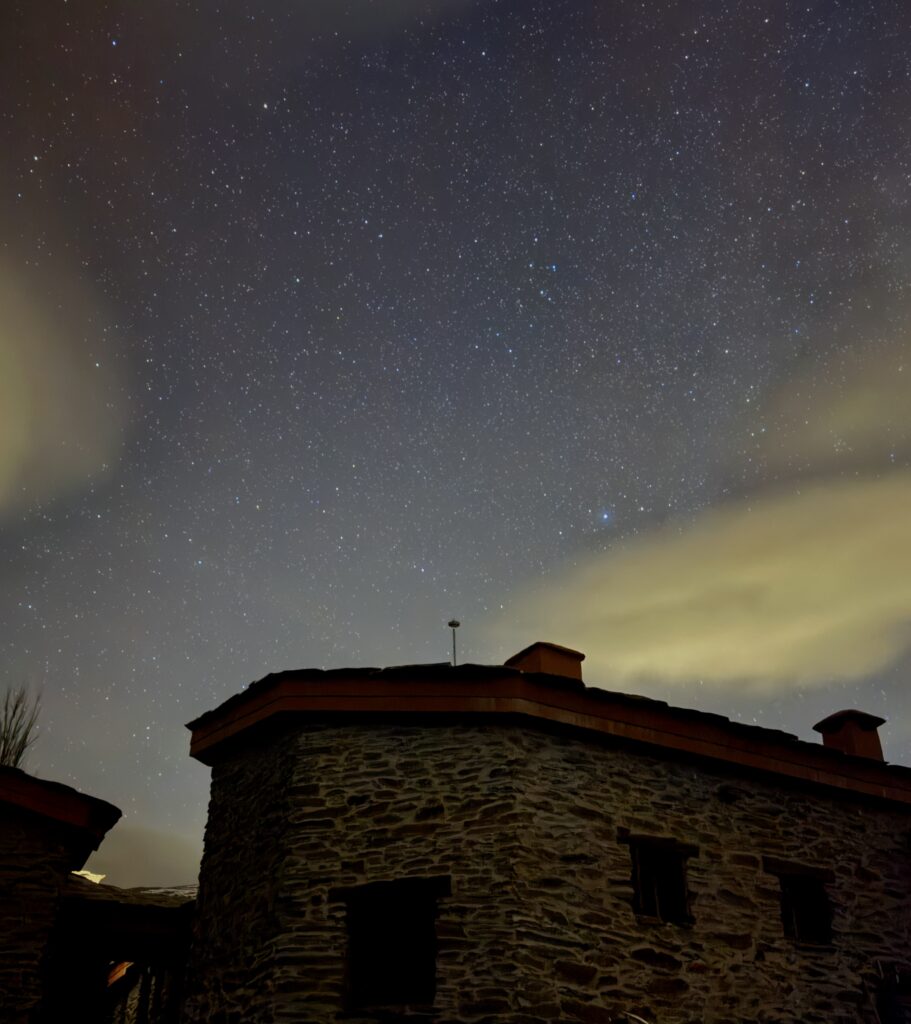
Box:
[0,767,193,1024]
[182,641,911,1024]
[0,765,120,1022]
[47,874,195,1023]
[0,770,193,1024]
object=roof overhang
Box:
[186,666,911,808]
[0,767,122,869]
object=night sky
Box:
[3,0,911,886]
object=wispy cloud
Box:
[758,341,910,476]
[0,259,124,519]
[499,339,911,693]
[503,475,911,692]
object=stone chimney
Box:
[812,709,886,761]
[505,641,585,681]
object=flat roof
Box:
[186,662,911,808]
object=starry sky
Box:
[2,0,911,886]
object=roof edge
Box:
[0,766,122,866]
[185,668,911,808]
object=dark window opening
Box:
[878,992,911,1024]
[331,876,450,1010]
[778,874,832,944]
[622,834,695,925]
[763,858,834,946]
[876,965,911,1024]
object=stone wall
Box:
[182,726,298,1022]
[510,725,911,1024]
[184,721,527,1023]
[273,723,525,1023]
[184,719,911,1024]
[0,805,80,1024]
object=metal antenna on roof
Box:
[447,619,460,666]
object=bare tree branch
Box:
[0,685,41,769]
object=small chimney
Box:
[812,710,886,761]
[505,641,585,681]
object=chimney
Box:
[505,641,585,681]
[812,710,886,761]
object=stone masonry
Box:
[509,725,911,1024]
[0,768,120,1024]
[0,805,79,1023]
[183,715,911,1024]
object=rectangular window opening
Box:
[778,874,832,945]
[621,833,695,925]
[763,857,834,946]
[331,875,450,1011]
[876,965,911,1024]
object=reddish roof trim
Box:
[186,669,911,807]
[0,766,121,847]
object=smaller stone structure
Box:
[0,765,120,1023]
[46,875,195,1024]
[0,765,194,1024]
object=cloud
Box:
[757,340,911,475]
[499,332,911,695]
[0,259,124,519]
[84,824,202,888]
[501,474,911,693]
